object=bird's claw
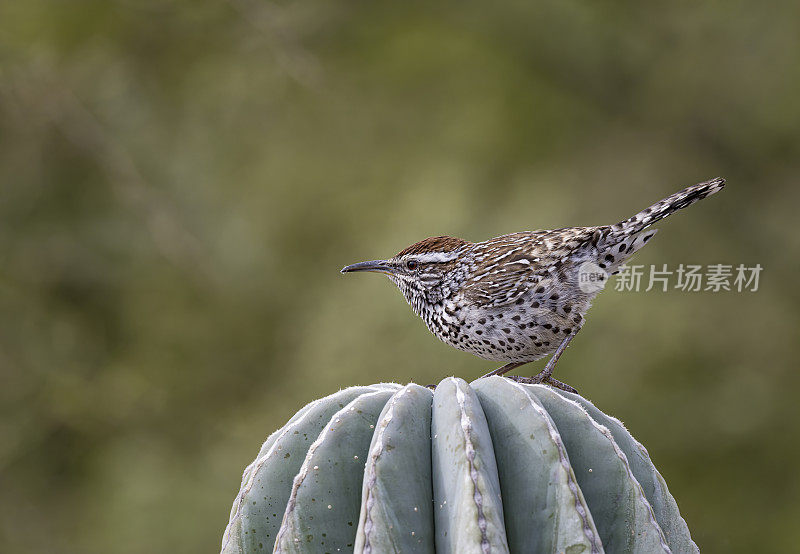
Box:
[503,374,578,394]
[503,374,539,384]
[543,376,578,394]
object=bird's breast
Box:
[416,290,591,363]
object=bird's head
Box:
[341,236,472,309]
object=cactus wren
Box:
[341,178,725,392]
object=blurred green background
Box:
[1,1,798,552]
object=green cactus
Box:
[222,377,697,553]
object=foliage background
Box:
[1,1,798,552]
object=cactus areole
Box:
[221,377,698,553]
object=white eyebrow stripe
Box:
[408,251,460,263]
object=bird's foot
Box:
[542,376,578,394]
[504,374,537,384]
[504,374,578,394]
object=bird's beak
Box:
[340,259,394,275]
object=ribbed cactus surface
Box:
[221,377,698,553]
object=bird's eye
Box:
[406,260,418,270]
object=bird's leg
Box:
[508,325,582,390]
[480,361,527,379]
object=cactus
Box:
[222,377,698,553]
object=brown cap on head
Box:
[396,236,470,257]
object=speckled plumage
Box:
[342,178,725,391]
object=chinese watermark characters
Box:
[613,263,762,292]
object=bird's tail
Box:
[613,177,725,237]
[594,177,725,273]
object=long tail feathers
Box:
[613,177,725,237]
[596,177,725,271]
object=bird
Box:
[341,177,725,393]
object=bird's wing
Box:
[459,228,597,308]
